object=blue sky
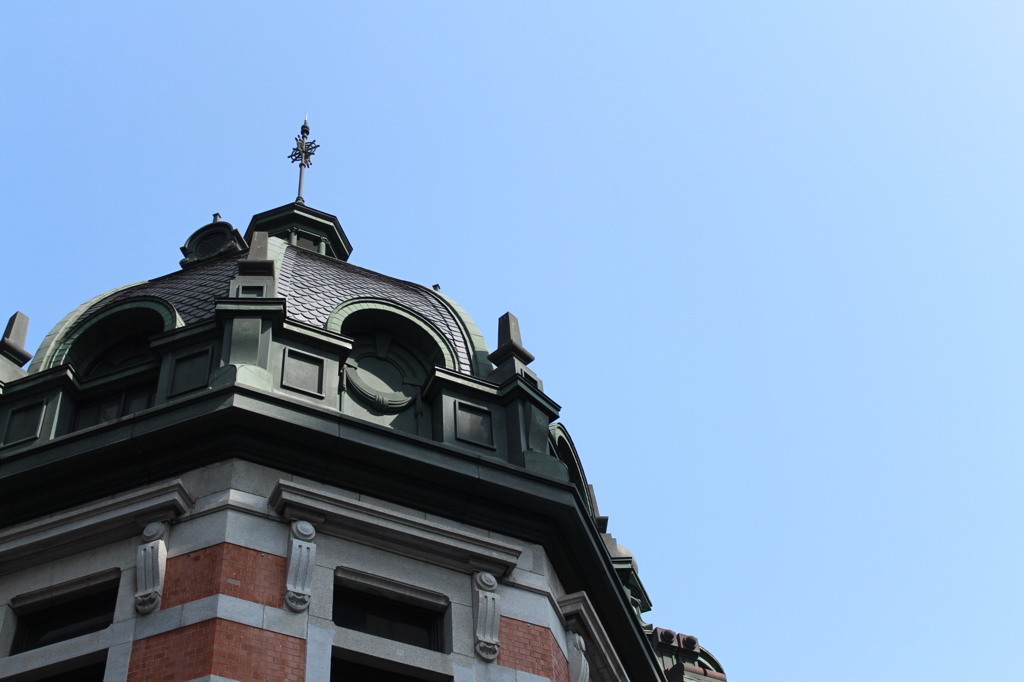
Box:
[2,3,1022,680]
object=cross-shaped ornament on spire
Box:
[289,115,319,204]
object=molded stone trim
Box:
[430,290,494,378]
[325,298,460,372]
[0,480,193,576]
[132,593,308,642]
[28,282,146,374]
[334,566,450,610]
[0,619,134,680]
[269,480,521,577]
[280,320,353,353]
[47,296,185,370]
[331,625,454,679]
[556,592,628,682]
[9,568,123,612]
[549,423,597,517]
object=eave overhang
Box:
[0,383,665,682]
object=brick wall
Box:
[162,543,287,609]
[497,616,570,682]
[127,618,305,682]
[129,543,300,680]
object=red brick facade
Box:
[162,543,287,609]
[128,543,300,681]
[497,616,570,682]
[132,543,571,682]
[127,618,305,682]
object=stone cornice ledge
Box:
[0,480,193,576]
[558,591,631,682]
[269,480,521,578]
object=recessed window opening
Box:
[32,658,107,682]
[11,583,119,655]
[74,382,155,431]
[330,657,434,682]
[332,586,443,652]
[83,334,157,378]
[239,285,265,298]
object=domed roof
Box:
[43,224,487,377]
[277,247,473,372]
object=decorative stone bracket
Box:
[135,522,169,614]
[567,630,591,682]
[285,520,317,612]
[558,592,629,682]
[473,571,501,661]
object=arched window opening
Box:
[339,309,449,436]
[83,334,157,378]
[62,307,167,433]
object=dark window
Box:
[12,584,119,654]
[84,334,156,378]
[332,587,442,652]
[74,383,155,431]
[239,285,265,298]
[196,230,228,257]
[331,658,431,682]
[32,660,107,682]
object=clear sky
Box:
[2,3,1022,680]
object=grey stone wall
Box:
[0,461,625,682]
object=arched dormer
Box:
[549,423,598,517]
[49,298,183,372]
[328,299,457,436]
[179,214,247,269]
[48,298,182,432]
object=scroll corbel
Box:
[135,522,168,614]
[567,630,590,682]
[473,571,501,661]
[285,520,318,612]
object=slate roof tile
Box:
[73,246,472,374]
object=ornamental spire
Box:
[288,114,319,205]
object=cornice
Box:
[270,480,522,578]
[0,479,193,575]
[0,382,665,682]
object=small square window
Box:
[239,285,265,298]
[332,586,443,652]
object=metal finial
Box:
[288,117,319,204]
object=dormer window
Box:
[83,334,156,378]
[73,384,154,431]
[69,332,159,431]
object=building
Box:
[0,135,726,682]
